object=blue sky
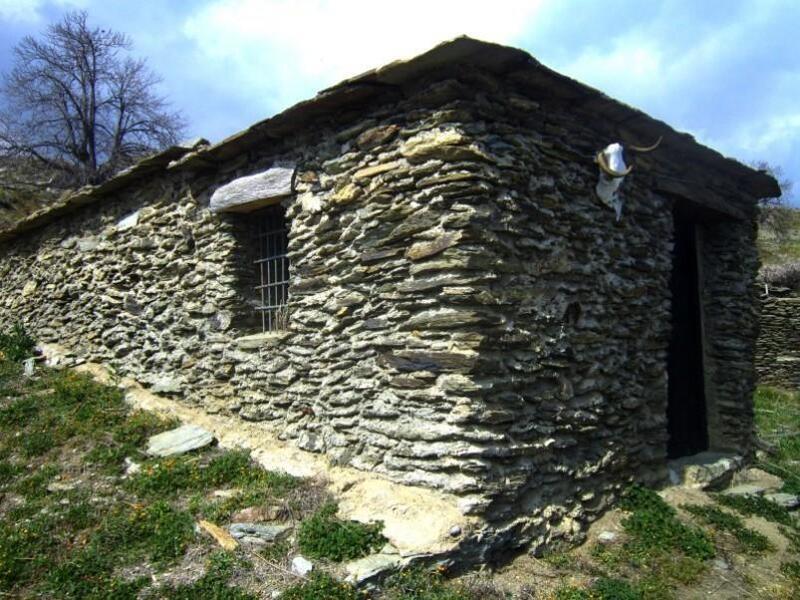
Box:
[1,0,798,201]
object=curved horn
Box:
[596,151,632,178]
[627,136,662,153]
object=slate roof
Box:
[0,36,780,242]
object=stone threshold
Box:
[667,451,745,491]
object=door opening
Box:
[667,209,709,458]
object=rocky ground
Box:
[1,333,799,599]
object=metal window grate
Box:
[255,204,290,332]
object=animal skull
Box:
[594,137,662,220]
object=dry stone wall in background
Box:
[756,286,800,390]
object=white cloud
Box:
[183,0,544,111]
[0,0,46,22]
[0,0,86,23]
[740,114,800,155]
[560,37,665,101]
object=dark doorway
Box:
[667,209,709,458]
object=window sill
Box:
[235,331,292,351]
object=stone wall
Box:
[0,66,763,558]
[439,96,676,551]
[755,286,800,390]
[699,220,760,452]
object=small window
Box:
[254,204,290,331]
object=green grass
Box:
[555,578,643,600]
[157,552,259,600]
[682,504,773,554]
[619,486,715,561]
[128,448,297,500]
[757,205,800,267]
[279,567,492,600]
[297,502,386,562]
[381,568,471,600]
[781,560,800,583]
[0,349,302,598]
[572,486,714,600]
[714,493,797,529]
[754,387,800,495]
[282,572,365,600]
[750,385,800,600]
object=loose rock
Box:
[123,457,141,476]
[345,553,404,585]
[146,424,214,457]
[291,555,313,576]
[723,484,766,497]
[228,523,292,545]
[231,505,284,522]
[597,531,618,544]
[198,520,238,551]
[764,492,800,510]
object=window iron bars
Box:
[255,205,290,332]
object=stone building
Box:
[0,38,780,557]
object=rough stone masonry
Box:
[755,283,800,390]
[0,37,779,560]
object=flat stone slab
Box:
[146,424,215,457]
[765,492,800,510]
[228,523,292,545]
[597,531,619,545]
[210,165,295,213]
[668,452,744,491]
[345,553,404,586]
[731,467,784,492]
[722,484,766,497]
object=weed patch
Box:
[282,572,363,600]
[714,493,798,529]
[620,486,715,560]
[572,486,715,599]
[297,502,386,562]
[555,578,643,600]
[156,551,258,599]
[383,568,473,599]
[683,504,773,554]
[0,323,35,362]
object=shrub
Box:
[0,323,35,362]
[383,568,472,600]
[297,503,386,562]
[620,486,714,560]
[760,262,800,289]
[592,577,642,600]
[281,572,362,600]
[781,560,800,581]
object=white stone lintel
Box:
[210,164,295,213]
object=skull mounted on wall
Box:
[595,137,662,220]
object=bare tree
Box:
[752,161,795,242]
[0,10,185,189]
